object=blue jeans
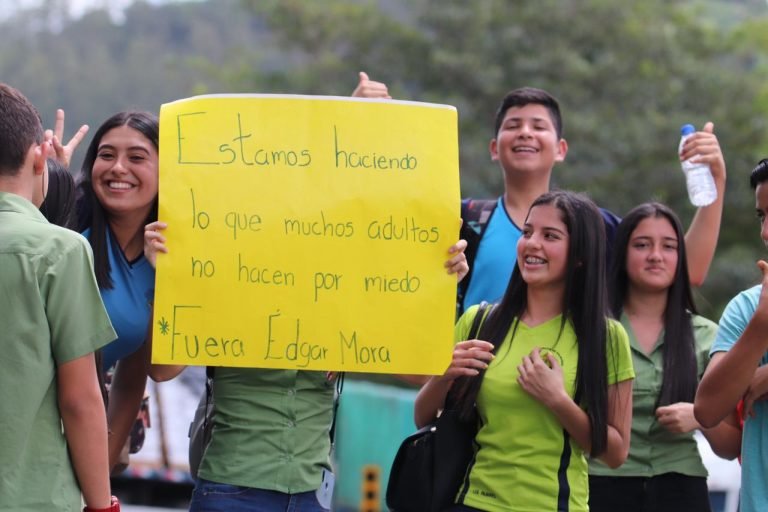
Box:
[189,479,329,512]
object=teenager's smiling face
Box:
[91,125,158,219]
[490,103,567,176]
[517,203,570,290]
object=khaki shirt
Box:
[199,367,335,492]
[589,312,717,478]
[0,192,115,510]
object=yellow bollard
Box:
[360,464,381,512]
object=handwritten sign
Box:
[152,94,460,374]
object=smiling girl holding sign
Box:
[415,190,635,512]
[140,70,471,512]
[75,111,160,471]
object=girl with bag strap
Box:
[415,190,636,512]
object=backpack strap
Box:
[329,372,345,447]
[457,199,498,315]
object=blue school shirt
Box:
[462,197,521,311]
[83,228,155,370]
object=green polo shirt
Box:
[589,313,716,478]
[456,306,634,512]
[199,367,335,492]
[0,191,116,510]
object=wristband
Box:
[83,495,120,512]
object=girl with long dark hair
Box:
[76,111,159,469]
[589,202,732,512]
[415,190,635,512]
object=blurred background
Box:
[4,0,765,510]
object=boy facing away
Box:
[0,83,118,511]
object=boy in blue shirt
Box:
[695,158,768,512]
[459,87,726,313]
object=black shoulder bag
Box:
[386,302,491,512]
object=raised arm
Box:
[44,108,89,169]
[603,379,634,467]
[681,122,726,286]
[58,353,112,509]
[106,345,148,470]
[695,261,768,427]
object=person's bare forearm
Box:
[682,122,726,287]
[107,346,148,468]
[414,377,452,428]
[684,184,724,286]
[58,355,111,509]
[695,322,768,427]
[701,412,742,461]
[149,363,185,382]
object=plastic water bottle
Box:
[679,124,717,207]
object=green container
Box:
[333,380,418,511]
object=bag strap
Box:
[457,199,498,315]
[329,372,345,447]
[202,366,214,435]
[467,301,491,340]
[445,302,491,412]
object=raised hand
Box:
[44,109,89,169]
[679,121,726,185]
[445,239,469,282]
[351,71,391,99]
[144,221,168,269]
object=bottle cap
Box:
[681,124,696,136]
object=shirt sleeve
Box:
[606,319,635,386]
[453,304,483,344]
[711,289,759,356]
[691,314,718,379]
[43,234,116,364]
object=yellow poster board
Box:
[152,94,460,374]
